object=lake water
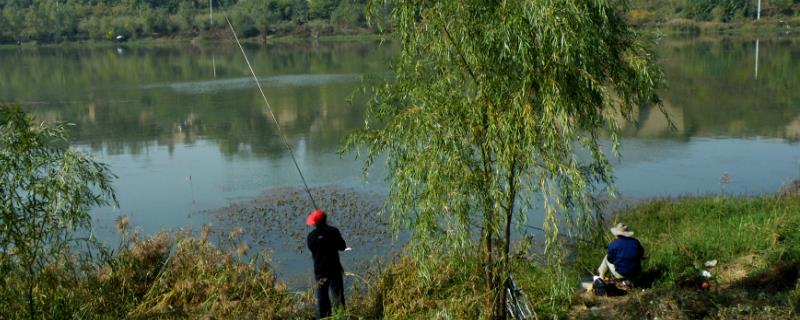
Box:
[2,35,799,286]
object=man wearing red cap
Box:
[306,209,347,318]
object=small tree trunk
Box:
[497,159,518,320]
[28,264,35,320]
[483,210,496,317]
[489,205,507,320]
[491,268,505,320]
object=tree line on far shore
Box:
[628,0,800,25]
[0,0,373,44]
[1,0,799,44]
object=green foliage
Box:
[347,238,582,318]
[331,0,368,27]
[684,0,718,20]
[683,0,751,22]
[626,0,799,26]
[0,103,117,318]
[346,0,662,316]
[309,0,340,20]
[0,105,306,319]
[1,0,795,43]
[0,0,376,43]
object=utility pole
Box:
[757,0,761,20]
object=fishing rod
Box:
[211,5,611,247]
[214,0,318,210]
[467,220,602,246]
[521,224,602,247]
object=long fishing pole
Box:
[215,1,318,210]
[522,224,601,246]
[467,220,602,246]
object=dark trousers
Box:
[315,272,345,319]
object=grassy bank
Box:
[353,189,800,319]
[2,191,798,319]
[570,190,800,319]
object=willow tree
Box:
[0,104,117,319]
[345,0,662,316]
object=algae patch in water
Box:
[205,185,398,286]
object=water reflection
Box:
[1,41,391,160]
[620,35,800,140]
[3,37,797,157]
[143,73,363,93]
[1,35,798,284]
[1,36,797,197]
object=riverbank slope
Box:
[3,187,797,318]
[351,188,800,318]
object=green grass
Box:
[357,192,800,319]
[586,194,800,285]
[570,193,800,319]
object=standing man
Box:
[597,222,644,281]
[307,209,347,318]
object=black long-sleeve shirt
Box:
[307,224,347,276]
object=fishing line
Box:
[215,1,318,209]
[467,220,601,246]
[522,224,600,246]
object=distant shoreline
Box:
[2,17,796,48]
[0,33,389,49]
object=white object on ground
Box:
[344,247,352,251]
[704,260,718,268]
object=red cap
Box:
[306,209,326,226]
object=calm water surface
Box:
[1,36,798,284]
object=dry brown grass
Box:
[8,221,317,319]
[122,228,309,319]
[572,285,798,320]
[349,252,488,319]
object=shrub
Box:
[0,103,116,319]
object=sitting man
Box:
[597,222,644,282]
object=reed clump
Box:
[0,221,313,319]
[127,229,306,318]
[346,237,576,319]
[350,251,487,319]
